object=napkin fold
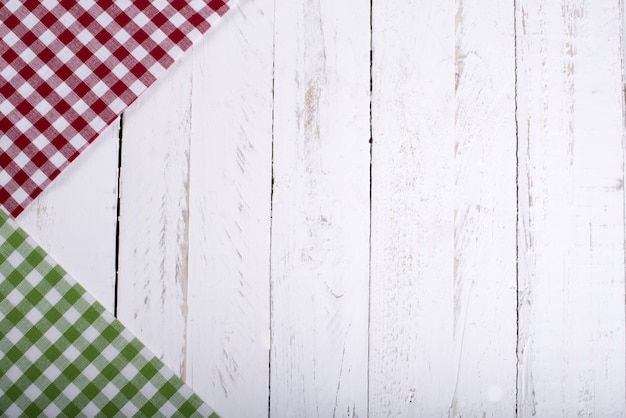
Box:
[0,0,230,216]
[0,208,217,417]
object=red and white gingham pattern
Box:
[0,0,230,217]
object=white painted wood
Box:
[369,0,517,416]
[185,2,273,417]
[15,1,626,416]
[450,1,518,414]
[115,52,193,377]
[17,124,120,313]
[516,0,626,416]
[369,2,456,416]
[269,0,370,416]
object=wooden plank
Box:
[115,51,193,377]
[369,0,517,416]
[369,2,456,415]
[516,0,626,415]
[451,0,517,414]
[184,2,274,417]
[17,123,120,313]
[269,0,370,416]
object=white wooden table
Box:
[15,0,626,416]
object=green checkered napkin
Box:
[0,208,218,417]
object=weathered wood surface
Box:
[370,0,517,416]
[369,2,458,414]
[16,0,626,416]
[185,2,273,416]
[118,2,274,417]
[270,0,370,416]
[516,0,625,415]
[18,122,120,313]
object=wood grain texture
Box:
[16,1,626,416]
[369,1,456,415]
[185,2,273,417]
[370,0,517,416]
[17,123,120,313]
[116,51,194,377]
[516,0,626,415]
[269,0,371,416]
[451,0,517,414]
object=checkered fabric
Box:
[0,0,230,217]
[0,208,218,417]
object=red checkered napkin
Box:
[0,0,230,217]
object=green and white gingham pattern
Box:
[0,208,217,417]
